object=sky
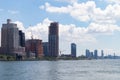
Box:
[0,0,120,56]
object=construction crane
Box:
[59,50,66,56]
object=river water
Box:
[0,60,120,80]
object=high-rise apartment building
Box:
[19,30,25,47]
[48,22,59,57]
[94,49,98,59]
[1,19,19,49]
[86,49,90,58]
[0,19,25,56]
[101,50,104,59]
[71,43,76,57]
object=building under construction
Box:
[25,39,43,58]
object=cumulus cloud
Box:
[40,1,95,22]
[15,18,50,41]
[59,24,96,43]
[105,0,120,4]
[14,18,120,44]
[15,18,96,43]
[39,5,45,10]
[40,1,120,23]
[87,23,120,34]
[41,2,72,13]
[14,21,25,31]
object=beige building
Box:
[0,19,25,57]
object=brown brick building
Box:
[25,39,43,58]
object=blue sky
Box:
[0,0,120,56]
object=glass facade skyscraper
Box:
[48,22,59,57]
[71,43,76,57]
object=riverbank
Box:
[0,54,88,61]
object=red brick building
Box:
[25,39,43,58]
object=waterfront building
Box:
[71,43,76,57]
[85,49,90,58]
[90,52,94,58]
[94,49,98,59]
[19,30,25,47]
[25,39,43,58]
[101,50,104,59]
[0,19,25,57]
[48,22,59,57]
[42,42,49,57]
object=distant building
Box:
[25,39,43,58]
[101,50,104,58]
[48,22,59,57]
[85,49,90,58]
[114,53,116,59]
[71,43,76,57]
[94,49,98,59]
[90,52,94,58]
[0,19,25,57]
[42,42,49,57]
[19,30,25,47]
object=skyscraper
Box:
[42,42,49,57]
[1,19,19,50]
[0,19,25,56]
[85,49,90,58]
[101,50,104,59]
[71,43,76,57]
[19,30,25,47]
[94,49,98,59]
[48,22,59,57]
[90,52,94,58]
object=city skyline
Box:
[0,0,120,56]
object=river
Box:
[0,60,120,80]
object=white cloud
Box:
[14,21,25,31]
[55,0,78,4]
[93,4,120,24]
[106,0,120,4]
[87,23,120,34]
[39,5,45,10]
[15,18,51,41]
[39,1,95,22]
[42,2,72,13]
[59,24,97,43]
[8,10,19,14]
[15,18,96,43]
[40,1,120,23]
[15,18,120,44]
